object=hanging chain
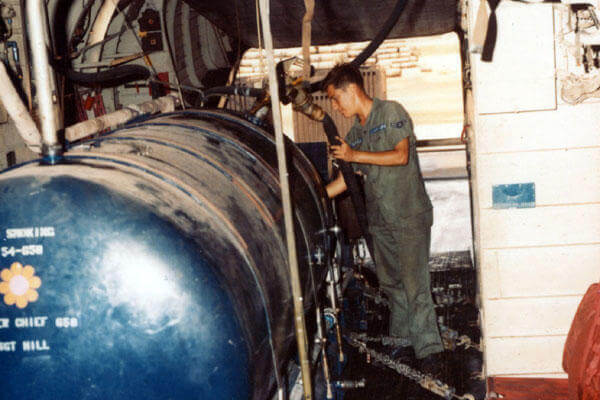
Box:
[359,284,481,352]
[349,332,411,347]
[345,332,475,400]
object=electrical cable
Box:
[68,0,96,53]
[202,85,266,104]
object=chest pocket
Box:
[367,133,382,148]
[367,123,386,149]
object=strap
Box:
[482,0,501,62]
[302,0,315,79]
[472,0,489,52]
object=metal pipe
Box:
[26,0,61,162]
[417,138,466,148]
[327,262,345,363]
[316,307,334,399]
[0,62,41,153]
[258,0,313,398]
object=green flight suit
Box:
[345,98,443,359]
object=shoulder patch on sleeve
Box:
[391,120,406,129]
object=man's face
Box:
[327,84,356,118]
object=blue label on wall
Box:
[492,182,535,209]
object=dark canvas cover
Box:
[185,0,458,48]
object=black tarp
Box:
[185,0,458,48]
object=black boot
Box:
[389,345,416,366]
[418,351,444,380]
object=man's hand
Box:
[331,136,409,166]
[330,136,355,162]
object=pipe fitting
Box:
[41,143,63,165]
[289,86,324,121]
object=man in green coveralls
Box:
[324,63,443,368]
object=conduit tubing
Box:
[26,0,61,161]
[65,94,180,142]
[87,0,119,63]
[0,62,41,153]
[258,0,313,398]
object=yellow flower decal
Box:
[0,262,41,309]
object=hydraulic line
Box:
[202,85,266,99]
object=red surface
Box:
[487,377,569,400]
[151,72,170,96]
[563,283,600,400]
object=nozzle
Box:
[289,85,325,121]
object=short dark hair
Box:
[322,63,365,92]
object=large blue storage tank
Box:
[0,110,330,399]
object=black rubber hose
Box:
[350,0,408,67]
[309,0,408,93]
[203,85,266,98]
[64,65,151,88]
[322,113,375,260]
